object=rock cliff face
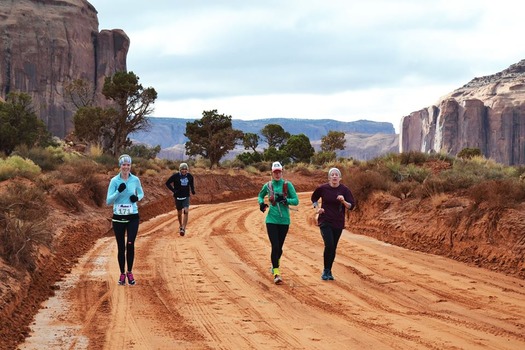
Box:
[0,0,129,138]
[400,60,525,165]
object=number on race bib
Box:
[116,204,133,215]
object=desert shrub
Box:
[515,165,525,179]
[53,187,83,212]
[153,158,174,169]
[404,163,431,183]
[55,157,103,184]
[383,160,403,181]
[164,160,180,171]
[347,166,391,202]
[244,165,260,175]
[221,158,245,169]
[194,157,210,169]
[429,192,449,208]
[93,153,118,170]
[143,168,159,177]
[390,180,419,199]
[311,151,336,165]
[35,174,55,193]
[81,174,106,207]
[13,145,66,171]
[253,161,270,173]
[445,157,512,189]
[467,179,525,208]
[399,151,429,165]
[414,177,448,198]
[293,164,313,176]
[363,154,405,182]
[0,155,41,181]
[130,156,167,175]
[0,183,51,270]
[88,144,104,158]
[457,147,482,159]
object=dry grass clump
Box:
[81,174,106,207]
[346,166,391,203]
[390,180,419,199]
[293,163,314,176]
[53,158,104,184]
[0,183,51,270]
[35,174,55,193]
[468,179,525,209]
[52,186,83,212]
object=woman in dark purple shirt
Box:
[311,167,355,281]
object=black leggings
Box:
[113,217,139,274]
[320,223,343,270]
[266,223,289,269]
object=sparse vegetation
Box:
[0,183,51,270]
[0,155,41,181]
[53,186,83,212]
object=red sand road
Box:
[19,193,525,350]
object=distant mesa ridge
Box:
[131,117,399,161]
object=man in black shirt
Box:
[165,162,196,236]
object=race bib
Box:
[116,204,133,215]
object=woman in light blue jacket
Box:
[106,154,144,286]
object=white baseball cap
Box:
[271,161,283,172]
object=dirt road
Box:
[19,193,525,350]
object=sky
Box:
[88,0,525,133]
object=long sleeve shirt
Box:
[258,179,299,225]
[165,172,195,199]
[311,183,354,229]
[106,173,144,215]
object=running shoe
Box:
[327,270,335,280]
[179,227,185,236]
[274,274,283,285]
[118,273,126,285]
[321,269,330,281]
[126,272,136,285]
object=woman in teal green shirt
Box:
[257,161,299,284]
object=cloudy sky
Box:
[88,0,525,133]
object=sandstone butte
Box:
[400,59,525,165]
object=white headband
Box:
[328,167,341,177]
[118,154,132,166]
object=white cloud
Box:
[88,0,525,134]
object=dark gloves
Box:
[259,202,269,212]
[275,194,287,205]
[130,195,138,203]
[118,183,126,193]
